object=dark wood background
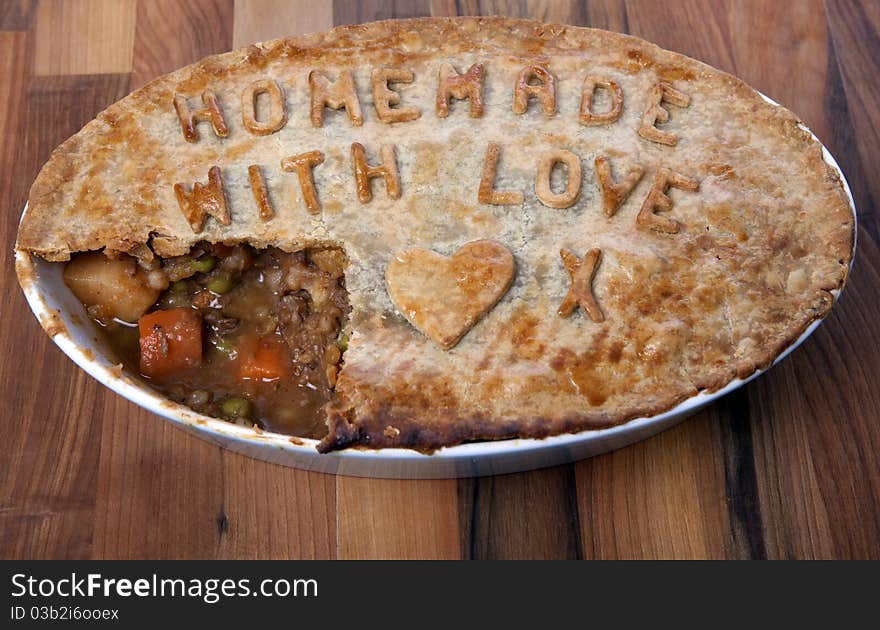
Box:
[1,0,878,559]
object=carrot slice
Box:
[138,308,203,377]
[238,335,288,381]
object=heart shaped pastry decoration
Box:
[385,240,516,349]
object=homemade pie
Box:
[15,18,855,452]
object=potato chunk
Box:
[63,252,160,323]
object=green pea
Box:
[211,336,237,359]
[221,397,252,419]
[191,255,217,273]
[170,280,190,293]
[338,333,349,352]
[206,272,233,294]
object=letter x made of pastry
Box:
[558,248,604,322]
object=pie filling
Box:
[63,242,350,438]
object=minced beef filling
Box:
[69,242,349,438]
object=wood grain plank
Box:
[622,0,879,560]
[34,0,136,76]
[699,0,846,560]
[565,1,734,560]
[428,0,457,17]
[109,1,336,559]
[575,416,730,559]
[826,0,880,243]
[714,390,767,559]
[132,0,233,89]
[748,229,880,559]
[0,366,104,559]
[5,0,879,562]
[582,0,627,31]
[337,478,460,559]
[441,0,587,24]
[686,0,880,560]
[1,70,132,560]
[330,2,459,562]
[333,0,431,24]
[430,0,752,563]
[726,0,831,148]
[215,454,335,559]
[624,0,736,73]
[232,0,333,49]
[0,31,30,183]
[93,399,225,559]
[459,467,582,559]
[823,34,877,249]
[228,2,338,559]
[0,0,37,29]
[430,0,591,564]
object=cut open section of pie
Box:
[15,18,855,453]
[62,243,349,439]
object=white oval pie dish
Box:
[15,93,857,479]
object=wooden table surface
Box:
[1,0,878,560]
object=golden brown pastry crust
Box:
[16,18,854,453]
